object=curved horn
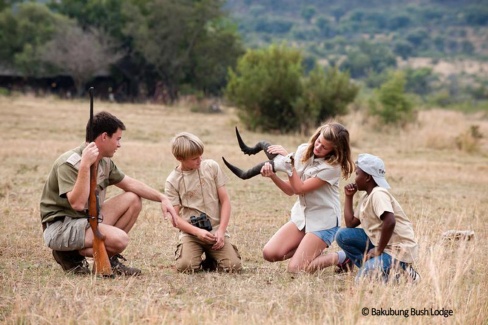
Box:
[222,157,269,180]
[235,127,277,160]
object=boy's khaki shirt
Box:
[355,187,418,263]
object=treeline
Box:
[0,0,244,101]
[226,0,488,60]
[224,0,488,110]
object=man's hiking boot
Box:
[200,255,218,272]
[335,258,354,274]
[110,254,141,276]
[52,250,90,275]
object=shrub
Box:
[226,44,358,133]
[455,125,483,153]
[225,44,303,133]
[369,71,415,125]
[0,87,10,96]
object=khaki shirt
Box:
[40,144,125,224]
[290,144,341,232]
[165,159,228,239]
[355,187,418,263]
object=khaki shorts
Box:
[43,217,89,251]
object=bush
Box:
[455,125,483,153]
[225,44,303,133]
[369,71,415,125]
[294,65,359,133]
[226,44,359,133]
[0,87,10,96]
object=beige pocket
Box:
[174,243,183,261]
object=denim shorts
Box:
[311,226,340,246]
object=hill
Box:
[225,0,488,79]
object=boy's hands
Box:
[212,229,225,250]
[344,183,358,197]
[196,228,217,244]
[195,229,224,250]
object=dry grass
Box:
[0,95,487,325]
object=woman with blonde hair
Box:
[260,122,354,273]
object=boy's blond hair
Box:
[171,132,204,160]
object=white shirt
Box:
[290,144,341,232]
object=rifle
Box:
[88,87,113,277]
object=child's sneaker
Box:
[200,255,218,272]
[405,265,421,283]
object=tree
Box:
[226,44,358,134]
[393,39,415,59]
[300,6,316,24]
[226,44,303,133]
[294,65,359,134]
[0,0,21,12]
[341,41,397,79]
[122,0,243,101]
[189,19,245,95]
[40,23,124,96]
[404,67,437,97]
[49,0,147,99]
[369,71,415,125]
[0,2,69,77]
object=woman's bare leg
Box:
[287,233,328,273]
[306,252,340,273]
[263,221,304,262]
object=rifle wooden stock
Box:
[88,87,113,277]
[89,163,113,276]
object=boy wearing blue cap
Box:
[335,153,420,283]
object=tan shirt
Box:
[290,144,341,232]
[40,143,125,224]
[355,187,418,263]
[165,159,228,239]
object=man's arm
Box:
[116,175,178,226]
[67,142,99,211]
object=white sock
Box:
[337,251,347,264]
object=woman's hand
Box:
[260,162,275,178]
[267,145,288,156]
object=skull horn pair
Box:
[222,127,279,180]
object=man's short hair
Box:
[85,111,126,141]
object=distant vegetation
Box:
[226,0,488,60]
[225,0,488,114]
[0,0,487,131]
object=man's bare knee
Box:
[126,192,142,211]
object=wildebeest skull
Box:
[222,127,293,179]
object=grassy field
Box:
[0,95,487,324]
